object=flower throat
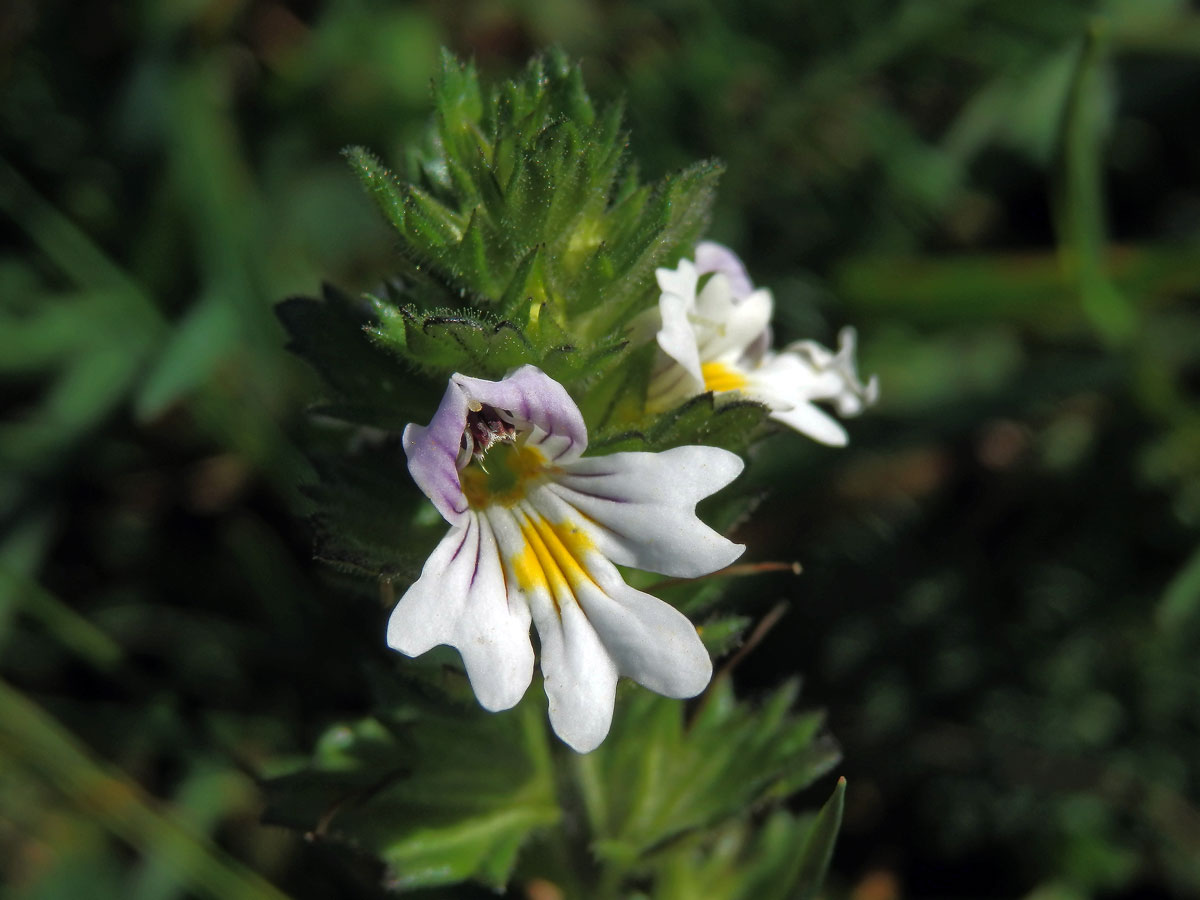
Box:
[460,407,547,508]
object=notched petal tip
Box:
[586,579,714,700]
[386,518,535,713]
[545,445,745,579]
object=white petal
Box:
[386,514,534,711]
[694,284,774,364]
[739,351,856,445]
[576,571,712,700]
[746,350,834,409]
[544,446,745,577]
[487,504,619,752]
[495,504,712,753]
[838,373,880,416]
[781,327,878,417]
[537,601,620,754]
[769,402,849,446]
[656,290,704,386]
[655,257,700,303]
[539,564,711,753]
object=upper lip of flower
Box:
[403,367,589,527]
[390,365,745,753]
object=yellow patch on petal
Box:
[701,361,749,394]
[511,514,599,615]
[461,445,548,509]
[512,540,552,598]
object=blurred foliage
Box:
[2,0,1200,898]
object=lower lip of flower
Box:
[460,443,548,508]
[701,361,750,393]
[511,513,597,614]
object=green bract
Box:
[350,49,720,345]
[337,49,725,414]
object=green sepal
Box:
[573,159,724,336]
[497,246,552,318]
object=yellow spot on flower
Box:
[511,514,598,615]
[512,541,552,598]
[701,361,750,394]
[461,445,547,509]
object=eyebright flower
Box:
[647,241,879,447]
[388,365,744,753]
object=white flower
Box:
[388,365,744,753]
[647,241,879,447]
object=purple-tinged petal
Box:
[404,366,590,525]
[453,366,589,464]
[695,240,754,299]
[403,384,473,527]
[386,513,534,711]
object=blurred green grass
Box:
[4,1,1200,897]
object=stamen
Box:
[464,404,517,465]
